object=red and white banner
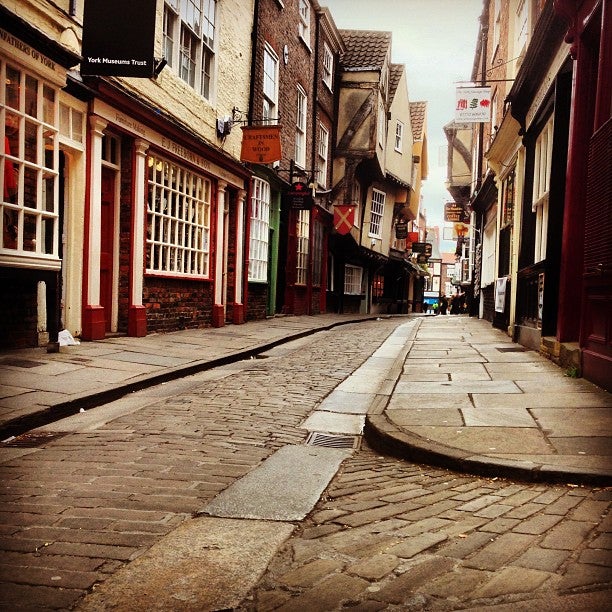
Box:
[333,205,355,235]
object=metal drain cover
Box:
[306,431,360,449]
[2,431,69,448]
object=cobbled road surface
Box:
[0,318,610,610]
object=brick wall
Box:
[247,283,268,321]
[143,277,214,333]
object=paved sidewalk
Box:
[366,315,612,485]
[1,313,610,485]
[0,314,375,437]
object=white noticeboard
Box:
[495,277,507,313]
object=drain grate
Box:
[306,431,360,449]
[2,431,68,448]
[496,346,528,352]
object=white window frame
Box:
[322,43,333,90]
[248,177,270,282]
[163,0,217,100]
[344,264,363,295]
[296,209,309,285]
[146,154,211,278]
[317,123,329,188]
[369,188,385,238]
[1,61,60,268]
[298,0,311,47]
[295,85,307,169]
[532,116,553,263]
[394,120,404,152]
[263,43,279,124]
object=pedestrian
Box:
[450,292,460,314]
[439,294,448,315]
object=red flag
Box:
[333,205,355,235]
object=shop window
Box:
[296,209,309,285]
[163,0,216,100]
[146,155,211,277]
[59,101,84,147]
[1,61,59,266]
[369,188,385,238]
[344,264,363,295]
[311,219,323,287]
[248,177,270,282]
[532,116,553,263]
[372,271,384,302]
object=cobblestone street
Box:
[241,446,611,611]
[0,317,610,610]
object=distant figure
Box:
[450,292,461,314]
[439,294,448,315]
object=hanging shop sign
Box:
[444,201,470,223]
[240,125,282,163]
[455,87,491,123]
[81,0,156,77]
[411,242,432,257]
[333,205,356,235]
[286,182,313,210]
[395,221,408,239]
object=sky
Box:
[323,0,483,251]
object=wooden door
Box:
[100,167,115,332]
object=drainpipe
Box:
[247,0,260,124]
[476,14,488,191]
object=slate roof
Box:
[410,101,427,140]
[388,63,404,104]
[339,29,391,70]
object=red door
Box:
[100,167,115,332]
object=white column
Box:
[132,139,149,306]
[234,189,247,305]
[87,115,107,306]
[215,180,227,306]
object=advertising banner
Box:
[81,0,156,77]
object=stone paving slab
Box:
[200,445,351,521]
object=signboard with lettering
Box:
[455,87,491,123]
[81,0,156,77]
[411,242,432,257]
[395,221,408,240]
[240,125,282,163]
[444,202,470,223]
[286,182,313,210]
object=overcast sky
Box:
[323,0,483,250]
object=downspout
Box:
[476,13,489,191]
[248,0,260,124]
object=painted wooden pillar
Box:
[212,180,227,327]
[128,138,149,336]
[232,188,247,324]
[82,115,107,340]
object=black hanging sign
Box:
[81,0,156,77]
[285,182,313,210]
[395,221,408,240]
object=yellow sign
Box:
[240,125,282,163]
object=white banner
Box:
[455,87,491,123]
